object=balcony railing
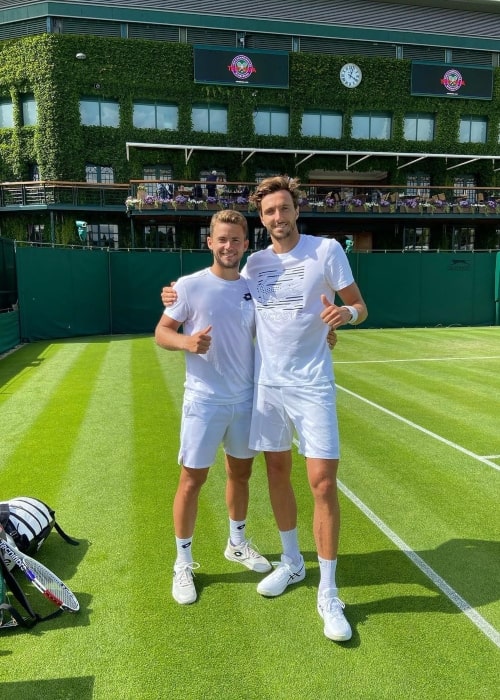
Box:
[0,181,129,208]
[2,180,500,217]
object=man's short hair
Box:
[210,209,248,238]
[250,176,301,211]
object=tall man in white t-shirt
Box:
[244,176,368,642]
[155,210,271,605]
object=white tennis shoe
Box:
[172,561,200,605]
[224,539,272,573]
[317,588,352,641]
[256,554,305,596]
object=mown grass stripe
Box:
[0,340,108,497]
[338,383,500,472]
[23,337,139,684]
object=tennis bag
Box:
[0,498,79,630]
[0,497,78,562]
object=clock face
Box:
[340,63,362,88]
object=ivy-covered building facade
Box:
[1,0,500,251]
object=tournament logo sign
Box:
[228,54,257,83]
[194,45,289,88]
[441,69,465,94]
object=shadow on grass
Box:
[337,538,500,608]
[0,341,50,391]
[188,538,499,646]
[0,335,141,391]
[0,676,95,700]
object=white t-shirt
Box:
[242,234,354,386]
[164,268,255,403]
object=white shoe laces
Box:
[174,561,200,586]
[321,596,346,617]
[240,539,264,559]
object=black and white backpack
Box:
[0,497,79,629]
[0,497,78,562]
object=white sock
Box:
[175,536,193,565]
[318,556,337,596]
[229,519,246,546]
[279,528,301,564]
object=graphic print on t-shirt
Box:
[255,266,304,316]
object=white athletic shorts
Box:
[179,397,257,469]
[249,383,339,459]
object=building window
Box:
[133,102,178,130]
[143,166,174,196]
[459,116,487,143]
[21,95,37,126]
[145,224,176,249]
[301,111,342,138]
[351,112,392,139]
[0,100,14,127]
[254,107,289,136]
[452,227,475,251]
[192,104,227,133]
[80,98,119,127]
[88,223,119,248]
[453,175,477,202]
[406,173,431,198]
[404,113,434,141]
[86,165,114,183]
[27,223,44,243]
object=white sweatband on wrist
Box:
[343,305,359,325]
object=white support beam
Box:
[241,150,257,166]
[397,156,427,170]
[346,154,372,169]
[295,152,316,167]
[446,157,480,171]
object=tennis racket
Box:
[0,535,79,612]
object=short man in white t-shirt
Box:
[155,210,271,605]
[244,176,368,642]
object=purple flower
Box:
[459,199,470,207]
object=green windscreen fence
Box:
[0,310,20,353]
[353,251,496,328]
[11,247,498,344]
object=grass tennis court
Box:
[0,327,499,699]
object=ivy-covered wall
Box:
[1,33,500,185]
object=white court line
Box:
[337,384,500,473]
[338,480,500,648]
[292,436,500,647]
[336,355,500,365]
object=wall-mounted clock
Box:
[340,63,362,88]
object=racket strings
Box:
[27,558,80,611]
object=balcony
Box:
[2,180,500,219]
